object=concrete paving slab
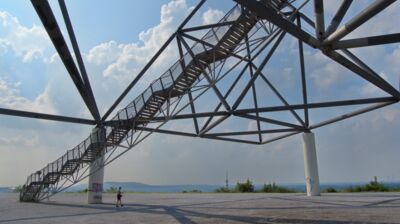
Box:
[1,192,400,223]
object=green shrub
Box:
[215,187,231,193]
[323,187,337,193]
[235,179,255,192]
[77,188,88,193]
[13,185,23,193]
[105,187,118,193]
[342,187,354,192]
[343,179,389,192]
[183,189,202,193]
[260,182,295,193]
[364,181,388,192]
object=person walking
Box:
[116,186,123,207]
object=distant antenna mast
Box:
[225,170,229,189]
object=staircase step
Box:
[21,9,258,202]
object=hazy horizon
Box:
[1,0,399,187]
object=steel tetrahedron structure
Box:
[1,0,396,201]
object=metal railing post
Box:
[160,78,164,90]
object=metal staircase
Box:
[20,5,258,202]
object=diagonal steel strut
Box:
[31,0,101,122]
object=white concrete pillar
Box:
[302,132,320,196]
[87,127,106,204]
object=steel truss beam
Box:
[101,0,206,122]
[143,96,397,122]
[309,101,397,130]
[297,14,309,127]
[31,0,100,122]
[313,0,325,40]
[17,1,400,137]
[235,97,399,114]
[232,31,287,110]
[58,0,100,122]
[0,108,96,125]
[178,34,231,111]
[324,0,396,44]
[18,0,400,202]
[235,0,320,47]
[332,33,400,49]
[325,0,353,36]
[136,127,261,145]
[235,0,400,99]
[181,21,236,32]
[179,32,250,62]
[245,28,262,143]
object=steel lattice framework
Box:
[2,0,397,201]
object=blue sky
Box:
[0,0,399,187]
[1,0,192,49]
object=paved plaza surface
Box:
[1,192,400,223]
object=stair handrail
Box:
[108,5,243,128]
[22,4,251,198]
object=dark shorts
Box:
[117,195,122,200]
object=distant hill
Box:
[0,187,12,193]
[64,181,400,193]
[66,181,150,192]
[66,182,219,193]
[3,181,398,193]
[106,181,150,188]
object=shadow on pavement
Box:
[2,195,399,224]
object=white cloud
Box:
[387,45,400,80]
[85,0,194,86]
[0,135,40,149]
[84,1,229,89]
[0,78,56,114]
[309,52,348,89]
[247,120,257,131]
[202,8,224,25]
[382,108,400,123]
[360,72,389,97]
[86,41,122,65]
[0,11,52,63]
[1,0,400,187]
[0,132,66,186]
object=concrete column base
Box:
[87,154,105,204]
[302,132,320,196]
[87,128,106,204]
